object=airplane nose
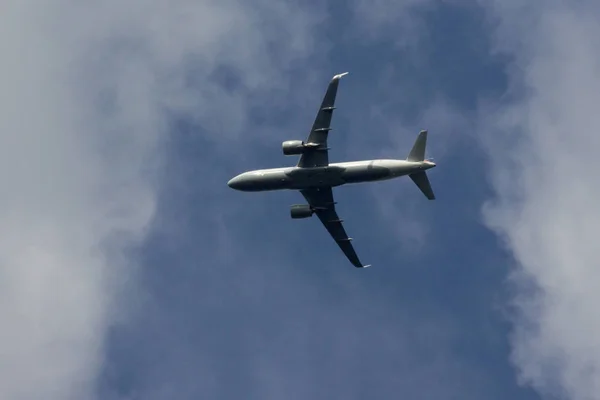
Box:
[227,175,242,189]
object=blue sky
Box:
[3,1,600,400]
[99,2,535,399]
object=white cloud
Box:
[479,1,600,399]
[0,1,321,399]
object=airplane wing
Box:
[300,187,371,268]
[297,72,349,168]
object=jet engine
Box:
[282,140,306,155]
[290,204,314,219]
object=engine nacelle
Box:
[282,140,306,155]
[290,204,314,219]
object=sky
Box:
[1,0,600,399]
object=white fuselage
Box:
[227,159,435,191]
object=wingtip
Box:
[332,71,349,80]
[361,264,372,268]
[419,129,428,135]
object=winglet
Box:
[332,72,349,80]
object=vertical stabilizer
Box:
[406,130,428,162]
[406,130,435,200]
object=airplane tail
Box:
[406,130,428,162]
[406,130,436,200]
[409,171,435,200]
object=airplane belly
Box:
[341,164,390,183]
[287,167,346,189]
[243,172,291,191]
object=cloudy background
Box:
[1,0,599,399]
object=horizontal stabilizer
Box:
[409,171,435,200]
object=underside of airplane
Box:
[228,72,436,268]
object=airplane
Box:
[227,72,436,269]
